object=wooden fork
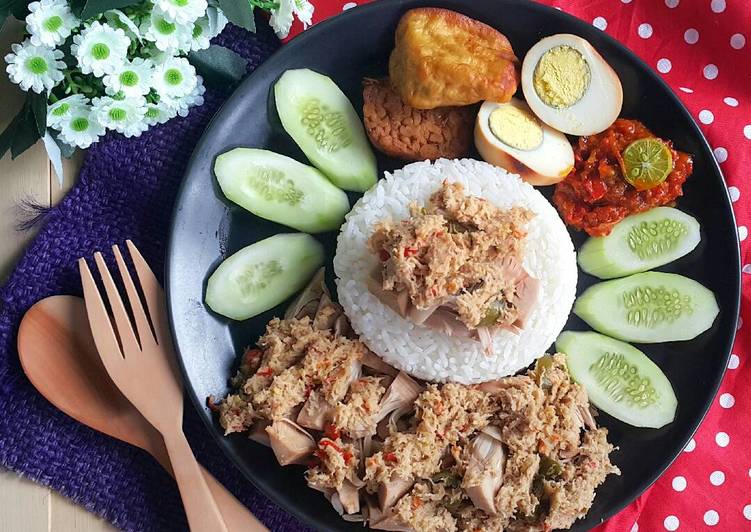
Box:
[79,241,228,532]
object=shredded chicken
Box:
[365,384,496,490]
[217,273,618,531]
[334,376,387,438]
[368,182,539,350]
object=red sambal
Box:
[553,119,693,236]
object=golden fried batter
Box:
[389,8,519,109]
[362,78,475,161]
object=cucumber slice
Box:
[556,331,677,428]
[274,68,377,192]
[578,207,701,279]
[574,272,719,343]
[215,148,350,233]
[205,234,324,320]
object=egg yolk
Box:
[488,105,543,151]
[533,45,591,109]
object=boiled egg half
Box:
[521,34,622,136]
[475,98,574,185]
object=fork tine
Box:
[113,244,155,348]
[78,258,125,368]
[125,240,170,345]
[93,251,140,356]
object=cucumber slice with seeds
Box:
[574,272,719,343]
[275,69,377,192]
[578,207,700,279]
[206,234,324,320]
[556,331,677,428]
[215,148,350,233]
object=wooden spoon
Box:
[17,295,267,532]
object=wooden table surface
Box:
[0,20,116,532]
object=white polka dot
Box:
[684,438,696,452]
[657,58,672,73]
[744,125,751,139]
[713,147,728,163]
[744,504,751,520]
[593,17,607,30]
[342,2,357,10]
[711,0,726,13]
[704,510,719,526]
[672,476,687,491]
[665,0,680,7]
[704,64,719,80]
[699,110,714,124]
[664,515,679,531]
[630,523,639,532]
[728,354,740,368]
[715,432,730,447]
[638,23,653,38]
[729,187,740,202]
[724,97,739,107]
[684,28,699,44]
[739,226,748,241]
[738,316,744,330]
[719,393,735,408]
[622,0,633,3]
[679,87,693,93]
[731,34,746,49]
[742,265,751,274]
[710,471,726,485]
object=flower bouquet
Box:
[0,0,313,178]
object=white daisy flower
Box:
[4,40,65,93]
[72,21,130,77]
[152,56,197,99]
[103,58,153,97]
[26,0,79,47]
[92,95,148,138]
[269,0,295,39]
[47,94,88,129]
[59,105,105,149]
[163,75,205,117]
[143,98,178,126]
[141,7,193,52]
[188,14,212,51]
[293,0,314,28]
[155,0,208,25]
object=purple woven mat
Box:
[0,21,313,532]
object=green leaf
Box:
[49,129,76,159]
[42,131,65,185]
[0,0,30,27]
[70,0,140,20]
[218,0,256,32]
[29,91,47,137]
[188,44,248,88]
[10,0,32,19]
[0,93,46,160]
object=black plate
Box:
[166,1,741,529]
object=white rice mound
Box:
[334,158,577,384]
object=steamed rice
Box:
[334,158,577,384]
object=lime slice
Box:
[622,138,673,190]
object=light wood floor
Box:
[0,20,116,532]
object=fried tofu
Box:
[389,8,519,109]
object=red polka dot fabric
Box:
[285,1,750,530]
